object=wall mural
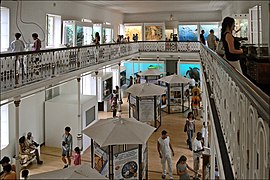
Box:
[145,25,164,41]
[179,63,200,82]
[124,26,142,41]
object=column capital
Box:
[95,71,98,75]
[14,99,21,107]
[118,62,121,66]
[77,77,81,82]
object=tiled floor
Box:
[27,97,209,179]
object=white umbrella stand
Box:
[125,83,166,130]
[158,74,191,113]
[83,117,156,180]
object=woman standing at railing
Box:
[221,17,243,74]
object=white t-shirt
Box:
[207,34,216,50]
[193,138,203,158]
[201,127,208,138]
[10,39,25,52]
[190,78,196,87]
[158,136,171,156]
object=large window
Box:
[1,7,10,52]
[1,101,9,150]
[46,14,61,47]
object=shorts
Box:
[62,149,70,157]
[193,105,199,110]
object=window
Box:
[1,7,10,52]
[1,101,9,150]
[46,14,61,47]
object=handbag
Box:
[184,123,187,132]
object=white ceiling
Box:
[86,1,230,14]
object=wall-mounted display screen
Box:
[178,25,198,41]
[179,63,200,82]
[86,106,95,126]
[103,77,112,99]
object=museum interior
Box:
[0,1,269,179]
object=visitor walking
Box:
[62,126,73,168]
[200,30,206,45]
[157,130,174,179]
[185,112,195,150]
[207,29,217,51]
[32,33,41,51]
[193,132,204,179]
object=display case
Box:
[62,20,93,46]
[233,14,249,39]
[249,5,262,45]
[93,24,103,44]
[102,24,113,43]
[144,23,165,41]
[124,24,143,41]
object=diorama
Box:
[62,20,93,46]
[144,25,164,41]
[178,25,198,41]
[179,63,200,82]
[124,25,143,41]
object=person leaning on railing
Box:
[221,17,243,74]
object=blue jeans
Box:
[187,130,194,149]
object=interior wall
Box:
[124,11,222,23]
[1,1,124,47]
[1,91,45,159]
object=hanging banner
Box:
[113,148,139,179]
[94,142,109,178]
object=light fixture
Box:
[170,14,173,21]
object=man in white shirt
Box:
[193,132,204,179]
[207,29,217,51]
[157,130,174,179]
[10,33,25,52]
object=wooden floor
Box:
[28,97,210,179]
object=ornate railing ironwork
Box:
[200,45,269,179]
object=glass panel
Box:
[65,24,74,45]
[178,25,198,41]
[47,16,54,46]
[200,24,219,40]
[83,26,92,45]
[76,26,84,46]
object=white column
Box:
[203,85,209,147]
[95,71,99,103]
[118,63,122,114]
[210,125,216,180]
[77,77,82,149]
[14,96,21,179]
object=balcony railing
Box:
[0,41,269,179]
[0,41,200,94]
[200,45,269,179]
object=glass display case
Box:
[178,25,198,41]
[102,25,113,43]
[233,14,249,39]
[93,24,103,44]
[199,24,220,41]
[124,24,143,41]
[62,20,93,47]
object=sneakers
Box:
[37,160,43,165]
[162,174,166,179]
[63,165,68,169]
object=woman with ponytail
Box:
[221,17,243,74]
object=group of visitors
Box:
[9,32,41,52]
[157,128,205,180]
[201,17,245,74]
[61,126,81,169]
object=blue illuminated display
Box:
[179,63,200,82]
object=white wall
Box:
[1,1,124,48]
[1,91,45,159]
[124,11,222,23]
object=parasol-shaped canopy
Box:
[29,164,105,179]
[82,117,156,147]
[138,69,166,76]
[158,74,191,84]
[125,83,166,97]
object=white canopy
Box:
[29,164,105,179]
[158,74,191,84]
[138,69,165,76]
[82,117,156,147]
[125,83,166,97]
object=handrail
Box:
[201,44,270,124]
[0,41,199,57]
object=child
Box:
[74,147,81,166]
[176,155,195,180]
